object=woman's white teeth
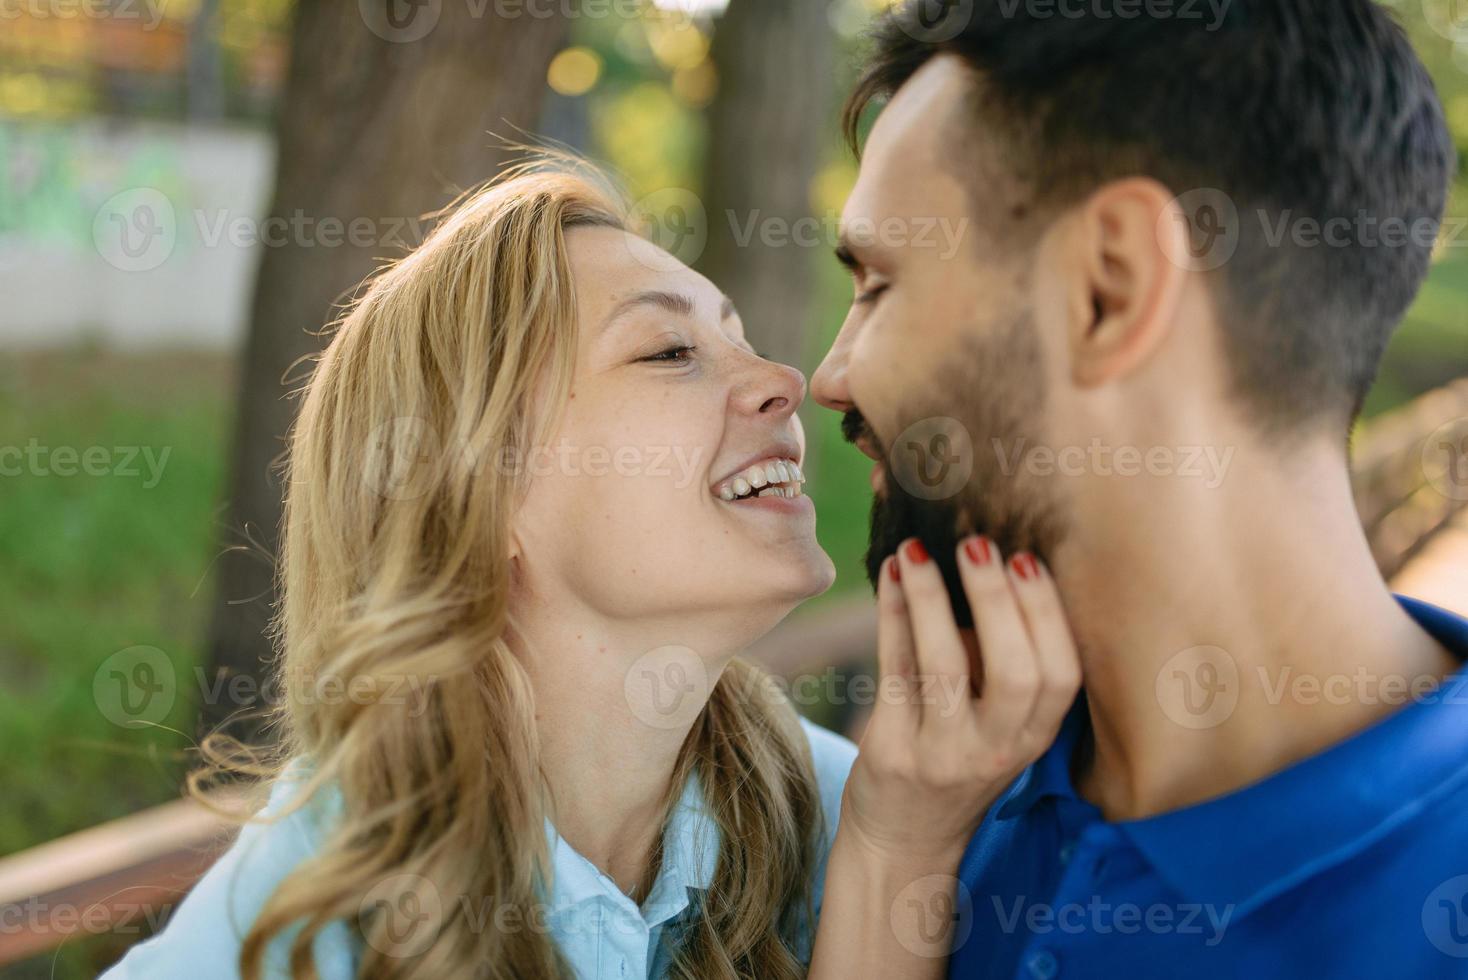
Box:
[716,458,807,501]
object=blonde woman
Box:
[101,165,1079,980]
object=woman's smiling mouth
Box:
[715,456,807,502]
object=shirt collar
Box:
[996,595,1468,918]
[545,770,720,927]
[995,690,1090,821]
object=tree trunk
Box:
[202,0,569,739]
[186,0,223,121]
[698,0,835,372]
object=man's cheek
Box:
[848,320,908,395]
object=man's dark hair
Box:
[845,0,1457,437]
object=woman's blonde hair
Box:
[195,162,824,979]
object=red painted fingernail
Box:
[888,557,901,583]
[905,539,930,564]
[964,536,992,565]
[1011,553,1035,580]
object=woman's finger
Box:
[956,536,1041,744]
[894,538,974,729]
[1006,552,1082,740]
[867,554,919,741]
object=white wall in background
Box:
[0,118,275,350]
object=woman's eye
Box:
[855,283,889,305]
[640,345,696,364]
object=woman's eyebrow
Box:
[602,290,696,332]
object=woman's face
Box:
[510,224,836,633]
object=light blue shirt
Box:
[101,716,856,979]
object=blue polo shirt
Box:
[948,595,1468,980]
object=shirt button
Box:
[1058,842,1075,864]
[1027,948,1059,980]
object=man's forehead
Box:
[842,55,976,244]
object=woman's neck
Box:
[508,605,738,900]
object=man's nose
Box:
[811,323,856,413]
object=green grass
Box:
[0,349,234,976]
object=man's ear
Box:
[1065,178,1190,389]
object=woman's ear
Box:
[506,518,525,567]
[1066,178,1190,389]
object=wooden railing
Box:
[0,792,245,967]
[1353,376,1468,580]
[4,376,1466,972]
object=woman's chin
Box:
[774,550,838,602]
[721,556,836,620]
[808,553,838,598]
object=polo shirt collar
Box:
[997,595,1468,920]
[995,690,1091,821]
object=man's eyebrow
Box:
[603,290,696,330]
[834,239,859,271]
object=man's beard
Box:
[849,310,1065,628]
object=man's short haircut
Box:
[845,0,1456,437]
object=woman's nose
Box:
[737,357,807,418]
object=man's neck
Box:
[1053,444,1458,822]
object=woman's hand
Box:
[841,535,1082,867]
[809,535,1081,980]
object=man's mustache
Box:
[841,408,875,451]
